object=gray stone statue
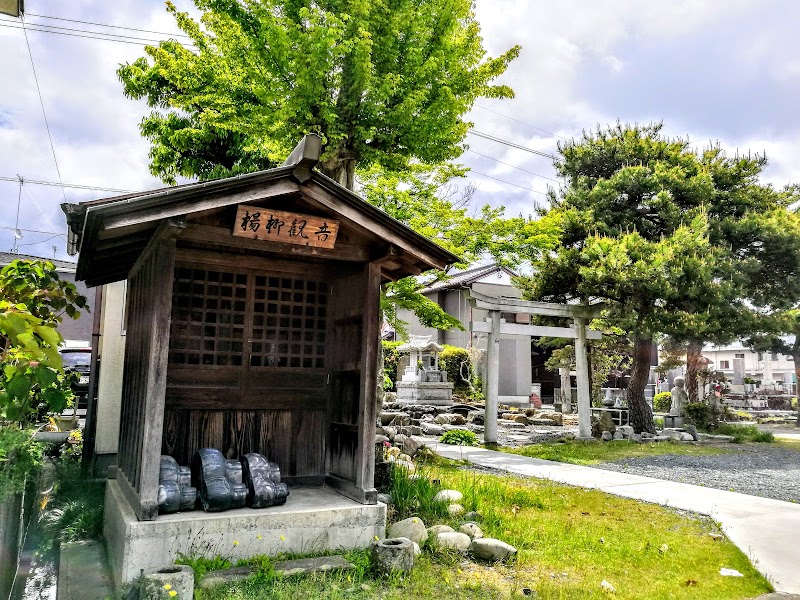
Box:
[670,377,689,416]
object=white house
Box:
[395,263,536,405]
[702,340,796,395]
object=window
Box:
[772,352,779,360]
[249,275,327,369]
[170,268,247,366]
[734,353,745,359]
[169,267,328,368]
[719,360,730,369]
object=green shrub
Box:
[653,392,672,413]
[0,427,43,501]
[683,402,712,429]
[440,429,478,446]
[382,340,402,391]
[439,345,472,392]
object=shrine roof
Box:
[63,135,460,287]
[397,335,444,353]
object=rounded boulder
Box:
[387,517,428,544]
[470,538,518,561]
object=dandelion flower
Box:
[280,535,286,541]
[169,591,177,597]
[233,540,239,546]
[257,535,262,540]
[163,584,172,590]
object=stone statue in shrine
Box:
[670,377,689,416]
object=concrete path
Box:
[431,442,800,595]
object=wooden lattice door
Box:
[163,262,329,480]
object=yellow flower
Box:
[233,540,239,546]
[257,535,262,540]
[163,584,172,590]
[280,535,285,541]
[169,591,177,597]
[374,536,379,541]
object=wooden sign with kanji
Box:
[233,205,339,249]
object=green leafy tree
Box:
[118,0,542,333]
[118,0,519,188]
[369,164,560,334]
[0,260,88,425]
[519,123,800,433]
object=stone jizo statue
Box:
[670,377,689,416]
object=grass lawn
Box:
[197,456,771,600]
[502,439,732,465]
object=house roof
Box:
[421,262,517,294]
[63,135,460,287]
[0,251,76,271]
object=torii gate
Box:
[467,290,603,441]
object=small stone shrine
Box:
[62,134,457,588]
[396,335,453,405]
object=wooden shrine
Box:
[63,134,458,521]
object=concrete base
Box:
[663,416,685,429]
[396,381,454,405]
[499,395,531,407]
[104,479,386,589]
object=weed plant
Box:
[37,456,104,551]
[713,424,775,443]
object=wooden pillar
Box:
[136,239,176,519]
[355,261,381,503]
[484,310,501,444]
[574,317,592,439]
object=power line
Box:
[18,20,180,44]
[470,170,549,196]
[17,233,65,248]
[465,149,561,183]
[0,225,65,236]
[473,104,570,140]
[0,176,134,193]
[25,12,193,39]
[468,130,557,160]
[0,20,195,48]
[21,16,66,204]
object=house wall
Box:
[94,281,127,471]
[396,278,532,403]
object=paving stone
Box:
[201,566,254,589]
[274,555,354,576]
[57,541,114,600]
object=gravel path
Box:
[595,444,800,503]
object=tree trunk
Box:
[318,157,357,191]
[559,367,572,414]
[685,340,703,402]
[628,336,655,434]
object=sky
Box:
[1,0,799,261]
